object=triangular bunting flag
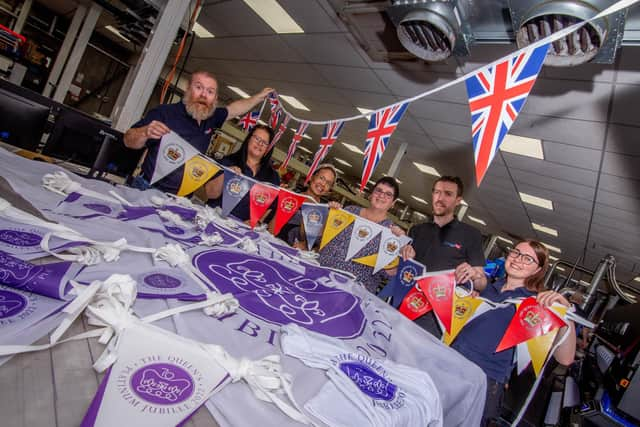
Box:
[359,102,409,191]
[465,43,549,185]
[280,122,309,170]
[299,203,328,251]
[268,114,291,151]
[273,190,307,236]
[398,285,433,320]
[221,170,252,217]
[177,154,221,197]
[268,92,281,129]
[526,329,559,376]
[319,208,355,250]
[443,295,486,346]
[237,110,260,132]
[351,254,400,270]
[496,296,566,352]
[372,229,411,274]
[249,183,280,228]
[150,131,200,184]
[417,271,456,334]
[378,258,426,308]
[345,216,383,262]
[305,121,344,184]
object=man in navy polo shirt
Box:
[124,70,272,194]
[400,176,487,337]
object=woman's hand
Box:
[327,201,342,210]
[229,166,242,175]
[537,290,571,308]
[399,244,415,260]
[390,224,405,237]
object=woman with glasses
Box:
[270,163,338,246]
[205,124,280,221]
[451,239,576,426]
[317,176,406,294]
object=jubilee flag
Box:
[248,183,280,228]
[177,154,221,197]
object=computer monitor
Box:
[43,107,142,179]
[0,87,50,151]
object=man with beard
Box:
[124,70,272,194]
[399,176,486,337]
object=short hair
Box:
[189,70,217,85]
[373,176,400,200]
[433,175,464,197]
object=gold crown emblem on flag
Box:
[522,309,541,328]
[281,197,297,212]
[409,295,426,311]
[332,216,344,228]
[402,269,414,283]
[357,227,370,239]
[190,165,205,179]
[454,301,469,318]
[166,147,182,161]
[228,180,243,195]
[308,211,321,224]
[431,282,448,300]
[385,240,398,253]
[255,192,269,205]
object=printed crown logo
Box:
[408,295,426,311]
[166,147,182,161]
[190,165,205,179]
[454,301,469,318]
[401,269,415,284]
[431,282,448,300]
[332,216,344,228]
[357,227,370,239]
[228,180,243,195]
[136,367,192,403]
[281,197,297,212]
[308,211,321,224]
[522,309,541,328]
[385,239,399,254]
[254,192,269,205]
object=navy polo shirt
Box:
[409,218,486,270]
[131,102,228,194]
[207,156,281,221]
[452,279,535,383]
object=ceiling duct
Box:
[386,0,473,61]
[508,0,628,66]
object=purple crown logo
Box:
[143,273,182,289]
[227,179,244,196]
[0,290,28,319]
[339,362,397,401]
[131,363,194,405]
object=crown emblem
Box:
[332,216,344,228]
[166,147,182,161]
[228,180,243,195]
[308,211,321,224]
[385,239,398,254]
[135,367,192,403]
[401,269,415,284]
[190,165,205,179]
[408,295,426,311]
[522,309,541,328]
[357,227,370,239]
[454,301,469,318]
[254,192,269,205]
[431,283,448,300]
[281,198,297,212]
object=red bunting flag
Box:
[418,271,456,334]
[496,296,566,352]
[272,190,307,236]
[398,285,432,320]
[249,183,280,229]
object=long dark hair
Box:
[518,239,550,292]
[226,124,275,170]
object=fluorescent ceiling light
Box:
[542,242,562,253]
[549,255,559,261]
[243,0,304,34]
[411,195,429,205]
[634,276,640,283]
[532,222,558,237]
[334,168,344,175]
[334,158,351,167]
[279,94,310,111]
[413,162,441,177]
[467,215,486,226]
[460,199,469,206]
[500,134,544,159]
[397,198,405,203]
[497,236,513,245]
[368,180,375,185]
[105,25,131,42]
[227,86,250,99]
[342,142,364,155]
[193,22,215,38]
[357,107,374,121]
[556,266,565,272]
[301,134,312,140]
[298,146,312,154]
[519,192,554,210]
[257,119,267,125]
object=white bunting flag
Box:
[345,216,383,262]
[373,228,412,274]
[150,131,200,185]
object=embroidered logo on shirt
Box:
[443,241,462,250]
[205,128,212,135]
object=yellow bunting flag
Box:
[177,154,221,196]
[319,209,355,250]
[352,254,399,270]
[444,295,486,346]
[526,304,569,376]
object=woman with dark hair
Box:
[271,163,338,245]
[205,124,280,221]
[451,239,576,426]
[317,176,406,294]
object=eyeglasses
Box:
[373,188,395,199]
[507,248,539,266]
[251,134,270,147]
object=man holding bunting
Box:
[123,70,272,194]
[400,176,487,337]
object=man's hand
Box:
[144,121,171,139]
[400,244,415,260]
[257,87,275,101]
[455,262,477,284]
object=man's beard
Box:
[183,93,215,121]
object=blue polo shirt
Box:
[131,102,228,194]
[451,279,535,383]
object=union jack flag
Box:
[466,44,549,185]
[305,120,344,184]
[237,110,259,132]
[268,114,291,151]
[268,92,281,129]
[359,102,408,191]
[281,121,309,170]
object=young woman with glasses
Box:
[317,176,407,294]
[205,124,280,221]
[450,239,576,426]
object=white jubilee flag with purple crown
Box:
[150,131,200,185]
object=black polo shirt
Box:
[132,102,228,194]
[409,218,486,270]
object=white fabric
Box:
[281,324,443,427]
[42,171,122,204]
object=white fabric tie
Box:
[42,171,121,204]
